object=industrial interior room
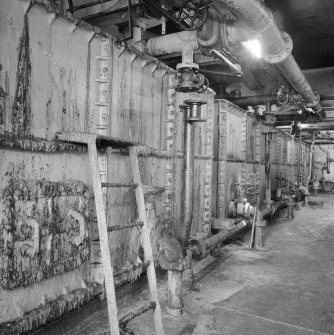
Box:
[1,0,334,334]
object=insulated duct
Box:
[202,0,325,119]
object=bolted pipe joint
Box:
[262,31,293,64]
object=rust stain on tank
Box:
[12,15,32,136]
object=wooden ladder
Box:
[57,132,164,335]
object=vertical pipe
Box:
[167,270,183,315]
[181,100,206,246]
[265,133,272,208]
[307,134,315,189]
[182,119,196,245]
[298,132,302,184]
[182,48,194,64]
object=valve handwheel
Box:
[178,0,209,30]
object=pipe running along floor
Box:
[32,198,334,335]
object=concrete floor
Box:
[32,202,334,335]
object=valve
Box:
[176,63,209,93]
[290,121,301,137]
[264,111,276,126]
[178,0,209,31]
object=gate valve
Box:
[176,63,209,93]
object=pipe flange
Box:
[276,86,289,105]
[184,99,207,105]
[177,62,199,70]
[262,32,293,64]
[184,99,208,122]
[196,8,221,48]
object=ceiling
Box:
[265,0,334,69]
[71,0,334,70]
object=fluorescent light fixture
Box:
[241,39,262,59]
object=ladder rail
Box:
[129,147,165,335]
[87,139,120,335]
[57,132,164,334]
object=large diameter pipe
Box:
[204,220,249,250]
[207,0,325,119]
[278,55,324,118]
[145,0,324,119]
[213,0,285,56]
[189,220,249,258]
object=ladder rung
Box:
[114,261,150,278]
[107,221,144,232]
[96,56,110,60]
[94,102,109,106]
[96,79,109,83]
[142,185,165,195]
[102,182,138,188]
[119,302,156,328]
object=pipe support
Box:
[167,270,183,315]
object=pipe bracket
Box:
[262,31,293,64]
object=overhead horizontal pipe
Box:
[278,122,334,131]
[145,0,325,120]
[228,94,333,108]
[304,140,334,145]
[211,0,325,119]
[228,94,278,106]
